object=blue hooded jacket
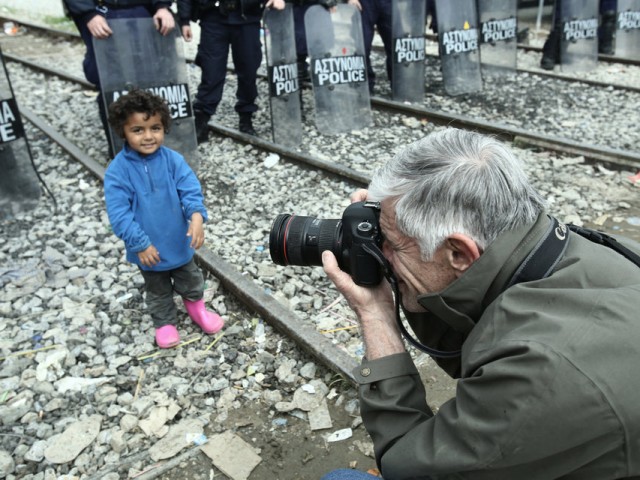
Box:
[104,144,208,271]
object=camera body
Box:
[269,201,384,286]
[339,201,384,286]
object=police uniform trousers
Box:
[293,4,314,57]
[71,5,151,146]
[544,0,618,59]
[359,0,393,91]
[193,10,262,117]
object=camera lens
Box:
[269,214,342,267]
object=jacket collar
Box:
[415,213,551,335]
[122,142,162,162]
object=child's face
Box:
[123,112,165,156]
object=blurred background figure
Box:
[347,0,392,94]
[540,0,617,70]
[289,0,337,83]
[177,0,284,143]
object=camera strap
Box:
[507,216,569,288]
[364,217,639,360]
[508,216,640,289]
[362,243,462,358]
[567,223,640,268]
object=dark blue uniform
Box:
[177,0,263,139]
[355,0,393,94]
[541,0,618,69]
[286,0,337,81]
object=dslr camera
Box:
[269,201,383,286]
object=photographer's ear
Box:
[445,234,481,277]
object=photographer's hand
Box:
[350,188,368,203]
[322,251,405,360]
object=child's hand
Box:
[187,213,205,249]
[138,245,161,267]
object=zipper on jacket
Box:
[143,159,155,192]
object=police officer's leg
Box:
[194,13,232,142]
[359,0,377,93]
[375,0,393,87]
[69,15,111,152]
[599,0,617,55]
[541,0,561,69]
[294,5,311,82]
[426,0,437,34]
[231,21,261,135]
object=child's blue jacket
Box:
[104,144,208,271]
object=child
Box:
[104,89,223,348]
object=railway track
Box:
[19,106,361,384]
[2,19,639,172]
[4,11,638,375]
[2,11,639,480]
[1,8,638,392]
[4,16,640,68]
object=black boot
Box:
[599,10,616,55]
[239,113,257,136]
[297,55,310,83]
[194,111,211,144]
[540,29,560,70]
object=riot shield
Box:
[305,4,372,134]
[559,0,598,72]
[435,0,482,96]
[93,18,199,169]
[615,0,640,60]
[478,0,518,75]
[0,47,40,220]
[264,6,303,148]
[391,0,426,103]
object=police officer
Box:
[540,0,617,70]
[287,0,337,83]
[178,0,284,143]
[426,0,437,34]
[63,0,175,154]
[347,0,392,95]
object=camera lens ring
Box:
[269,214,342,268]
[269,214,293,265]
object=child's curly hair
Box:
[108,89,171,139]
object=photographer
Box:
[320,129,640,479]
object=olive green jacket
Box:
[353,213,640,479]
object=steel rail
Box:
[5,15,639,67]
[208,123,369,186]
[370,96,640,170]
[424,32,640,67]
[516,42,640,67]
[19,105,359,385]
[7,42,638,172]
[5,13,639,87]
[2,52,95,89]
[368,47,640,94]
[0,15,80,38]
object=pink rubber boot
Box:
[183,299,224,334]
[155,325,180,348]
